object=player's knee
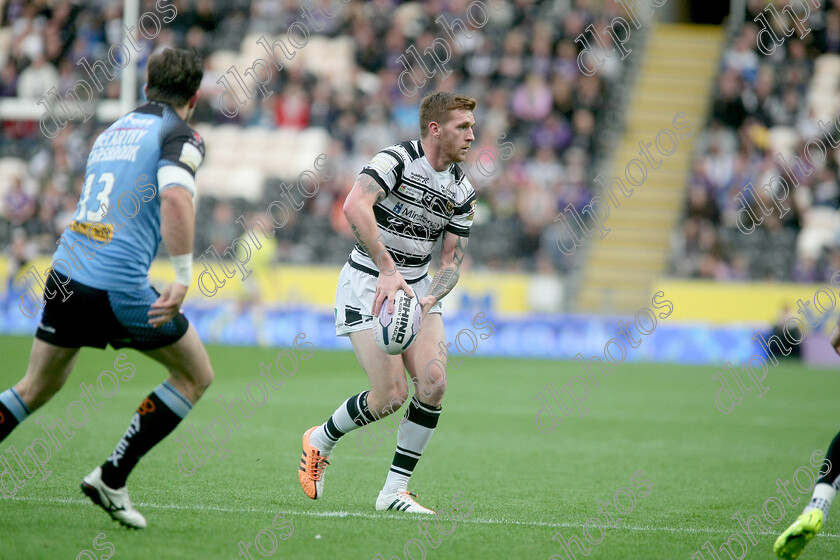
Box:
[174,363,213,401]
[421,362,447,399]
[193,364,214,396]
[434,376,448,396]
[196,366,214,393]
[422,376,447,402]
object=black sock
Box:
[0,388,30,443]
[818,431,840,486]
[100,381,192,488]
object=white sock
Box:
[309,391,375,456]
[382,397,441,495]
[803,483,837,519]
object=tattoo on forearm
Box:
[350,223,371,255]
[429,266,459,300]
[429,236,468,301]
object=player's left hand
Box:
[419,295,437,323]
[148,283,188,328]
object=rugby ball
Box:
[374,289,422,355]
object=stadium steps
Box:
[575,23,724,315]
[588,247,666,268]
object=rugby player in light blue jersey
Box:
[0,48,214,529]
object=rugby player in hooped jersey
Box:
[0,48,213,529]
[299,92,477,513]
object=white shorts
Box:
[334,261,443,336]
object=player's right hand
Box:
[831,320,840,356]
[373,272,414,317]
[148,282,188,328]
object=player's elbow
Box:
[439,261,459,275]
[343,194,362,223]
[160,187,193,215]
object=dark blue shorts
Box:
[35,273,189,351]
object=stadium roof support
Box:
[120,0,140,116]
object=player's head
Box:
[419,92,476,164]
[144,48,203,119]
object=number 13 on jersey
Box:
[75,172,115,222]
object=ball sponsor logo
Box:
[394,296,411,343]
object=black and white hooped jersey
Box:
[349,140,476,281]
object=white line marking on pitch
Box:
[4,495,840,539]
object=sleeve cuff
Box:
[158,164,197,196]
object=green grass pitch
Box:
[1,334,839,559]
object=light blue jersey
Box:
[52,102,204,291]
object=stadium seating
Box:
[675,7,840,283]
[0,0,623,293]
